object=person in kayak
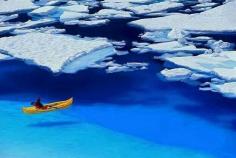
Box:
[33,98,46,109]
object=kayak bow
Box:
[22,98,73,114]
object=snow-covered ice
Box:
[59,4,89,13]
[160,68,192,81]
[0,0,37,14]
[17,19,57,29]
[165,51,236,81]
[0,53,12,60]
[0,26,15,35]
[60,11,90,22]
[138,41,208,54]
[141,31,173,43]
[128,1,184,15]
[65,19,110,27]
[12,27,65,35]
[0,32,116,73]
[0,14,18,22]
[211,82,236,98]
[106,62,148,73]
[130,0,236,37]
[163,51,236,97]
[94,9,133,19]
[29,6,58,17]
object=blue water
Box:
[0,1,235,157]
[1,52,236,158]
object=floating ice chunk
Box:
[17,18,57,29]
[126,62,148,68]
[192,6,212,12]
[106,65,130,73]
[11,29,35,35]
[141,30,173,43]
[213,68,236,81]
[60,11,89,22]
[0,0,38,14]
[128,1,184,15]
[95,9,133,19]
[35,26,65,34]
[160,68,192,81]
[29,6,58,17]
[63,20,79,25]
[59,4,89,13]
[165,51,236,81]
[45,0,69,6]
[76,19,110,27]
[0,33,116,73]
[106,62,148,73]
[0,26,14,35]
[154,52,193,61]
[0,53,12,60]
[207,40,235,53]
[102,2,134,10]
[190,73,210,80]
[130,47,151,54]
[0,14,18,22]
[35,0,68,6]
[102,0,181,13]
[185,36,212,42]
[211,82,236,98]
[112,40,126,49]
[101,0,151,10]
[193,2,217,8]
[130,0,236,36]
[12,26,65,35]
[132,42,149,47]
[143,41,208,54]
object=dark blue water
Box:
[1,51,236,158]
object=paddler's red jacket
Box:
[34,98,44,108]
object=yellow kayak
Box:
[22,98,73,114]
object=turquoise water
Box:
[0,57,236,158]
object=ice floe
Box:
[94,9,133,19]
[29,6,58,17]
[112,40,126,49]
[101,0,184,16]
[141,30,173,43]
[64,19,110,27]
[207,40,235,53]
[0,32,116,73]
[161,51,236,97]
[160,68,193,81]
[0,14,18,22]
[60,11,89,22]
[165,51,236,80]
[136,41,208,54]
[128,1,184,15]
[0,26,15,35]
[17,18,57,29]
[211,82,236,98]
[106,62,148,73]
[12,26,65,35]
[130,0,236,37]
[0,53,12,60]
[59,4,89,13]
[0,0,38,14]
